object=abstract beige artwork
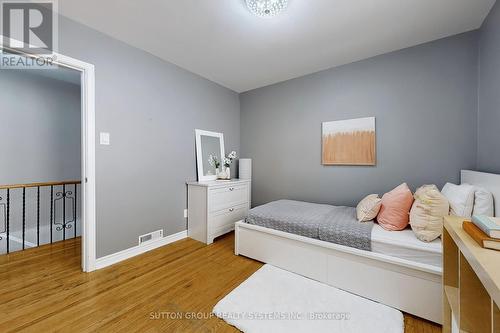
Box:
[322,117,376,165]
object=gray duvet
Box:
[245,200,374,251]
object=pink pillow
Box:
[377,183,414,231]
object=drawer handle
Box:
[229,208,234,212]
[229,187,235,191]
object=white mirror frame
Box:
[195,129,225,182]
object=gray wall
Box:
[56,16,240,258]
[7,8,498,258]
[0,70,81,184]
[240,32,479,207]
[478,1,500,173]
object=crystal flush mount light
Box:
[246,0,288,18]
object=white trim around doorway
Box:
[0,37,97,272]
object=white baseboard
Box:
[94,230,187,270]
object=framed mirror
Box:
[195,129,225,182]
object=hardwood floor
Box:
[0,233,441,332]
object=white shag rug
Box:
[213,265,403,333]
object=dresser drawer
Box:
[209,203,248,232]
[209,184,249,212]
[187,180,251,244]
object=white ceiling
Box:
[58,0,496,92]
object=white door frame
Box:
[0,37,97,272]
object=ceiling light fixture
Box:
[246,0,288,18]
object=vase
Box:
[225,167,231,180]
[216,168,220,177]
[217,168,226,179]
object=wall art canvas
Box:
[322,117,376,165]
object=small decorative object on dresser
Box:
[239,158,252,180]
[218,151,237,180]
[187,179,251,244]
[195,129,225,182]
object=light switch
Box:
[100,132,110,145]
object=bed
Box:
[234,170,500,324]
[244,199,442,267]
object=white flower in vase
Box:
[219,151,237,180]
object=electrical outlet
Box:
[184,209,188,218]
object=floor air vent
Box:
[138,230,163,245]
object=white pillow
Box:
[441,183,475,218]
[473,187,494,216]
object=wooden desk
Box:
[443,216,500,333]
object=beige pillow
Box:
[356,194,382,222]
[410,185,449,242]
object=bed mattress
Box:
[245,200,442,268]
[371,224,442,267]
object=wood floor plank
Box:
[0,233,441,332]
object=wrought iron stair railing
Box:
[0,180,81,254]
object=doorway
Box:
[0,67,82,255]
[0,39,96,272]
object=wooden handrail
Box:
[0,180,81,190]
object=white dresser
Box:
[187,179,251,244]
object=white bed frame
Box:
[234,170,500,325]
